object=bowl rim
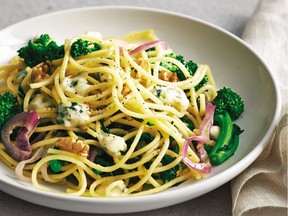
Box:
[0,5,282,213]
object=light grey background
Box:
[0,0,259,215]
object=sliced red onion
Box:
[181,102,215,173]
[15,147,46,181]
[199,102,215,138]
[25,110,41,131]
[196,102,215,162]
[128,40,169,55]
[87,145,98,162]
[1,111,41,161]
[182,136,211,174]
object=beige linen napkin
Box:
[231,0,288,215]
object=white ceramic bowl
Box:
[0,6,281,214]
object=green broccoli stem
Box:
[209,111,233,155]
[209,132,239,165]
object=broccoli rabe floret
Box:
[206,88,244,165]
[160,53,207,90]
[70,39,101,58]
[17,34,102,67]
[0,92,23,127]
[185,60,198,75]
[17,34,64,67]
[161,53,184,70]
[185,60,208,90]
[212,87,244,121]
[160,53,186,80]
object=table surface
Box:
[0,0,259,215]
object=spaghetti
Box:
[0,29,217,197]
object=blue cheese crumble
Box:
[57,102,91,127]
[154,85,189,116]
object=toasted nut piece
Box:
[32,61,51,82]
[159,71,178,82]
[121,83,131,96]
[130,69,142,79]
[138,58,150,71]
[169,72,178,82]
[130,58,149,80]
[55,137,89,157]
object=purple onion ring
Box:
[1,111,40,161]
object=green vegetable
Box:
[160,154,181,183]
[208,111,244,165]
[209,111,233,155]
[49,159,63,173]
[209,87,244,164]
[209,125,242,165]
[70,39,101,58]
[16,69,28,99]
[93,153,124,176]
[17,34,64,67]
[17,34,101,67]
[212,87,244,121]
[16,69,28,80]
[180,115,194,130]
[160,146,180,184]
[126,132,155,150]
[185,60,198,76]
[99,118,110,133]
[160,53,207,90]
[160,53,185,80]
[0,92,23,127]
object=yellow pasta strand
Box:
[0,29,217,197]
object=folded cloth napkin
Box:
[231,0,288,215]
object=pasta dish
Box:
[0,29,243,197]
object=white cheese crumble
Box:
[154,85,189,116]
[105,180,128,197]
[95,180,128,197]
[57,102,91,127]
[29,94,54,110]
[99,72,113,82]
[210,125,220,140]
[61,74,90,95]
[98,133,127,156]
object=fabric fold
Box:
[231,0,288,215]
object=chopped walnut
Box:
[121,83,131,96]
[130,69,142,80]
[32,60,52,82]
[55,137,89,157]
[138,58,149,71]
[169,72,178,82]
[130,58,149,80]
[159,71,178,82]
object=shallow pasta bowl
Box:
[0,6,281,214]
